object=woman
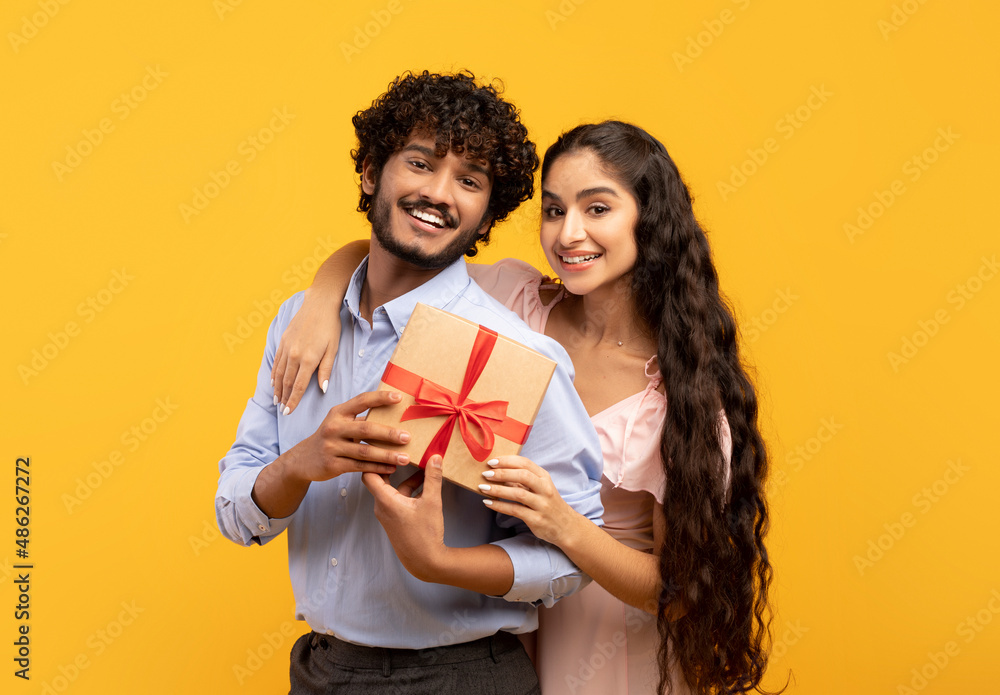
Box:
[272,121,776,695]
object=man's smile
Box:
[406,208,447,228]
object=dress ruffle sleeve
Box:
[595,358,734,506]
[467,259,562,332]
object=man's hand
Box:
[292,390,412,482]
[364,454,516,595]
[363,455,446,583]
[251,390,411,519]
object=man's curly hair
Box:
[352,70,539,254]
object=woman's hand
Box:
[480,455,582,548]
[271,287,341,414]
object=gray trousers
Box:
[289,631,540,695]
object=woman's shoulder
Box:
[468,259,565,329]
[467,258,541,290]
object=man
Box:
[215,71,603,694]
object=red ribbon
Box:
[380,325,531,468]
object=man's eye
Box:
[410,160,429,170]
[461,178,480,188]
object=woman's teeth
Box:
[561,254,601,265]
[408,209,445,227]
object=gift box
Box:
[365,302,557,495]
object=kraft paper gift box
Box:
[365,302,557,495]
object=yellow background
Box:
[2,0,998,692]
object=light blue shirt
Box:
[216,256,604,649]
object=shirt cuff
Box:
[492,536,583,607]
[233,465,293,544]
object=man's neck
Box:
[358,236,452,322]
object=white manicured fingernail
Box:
[282,405,290,416]
[482,470,495,479]
[478,484,491,492]
[483,499,494,507]
[487,458,499,467]
[273,395,279,406]
[270,378,274,387]
[321,380,328,394]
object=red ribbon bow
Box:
[380,325,530,468]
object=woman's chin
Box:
[556,277,592,297]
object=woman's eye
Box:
[590,204,610,215]
[543,206,564,218]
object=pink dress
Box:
[472,260,731,695]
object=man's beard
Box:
[369,184,487,270]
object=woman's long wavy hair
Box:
[542,122,777,694]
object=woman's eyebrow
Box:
[541,186,620,201]
[576,186,620,200]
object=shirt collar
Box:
[344,255,472,339]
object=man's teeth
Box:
[409,209,445,227]
[561,254,601,265]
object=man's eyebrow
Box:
[463,160,491,179]
[400,142,491,179]
[400,143,435,157]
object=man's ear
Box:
[476,217,495,238]
[361,156,377,195]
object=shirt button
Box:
[340,488,347,497]
[330,558,338,567]
[258,524,266,531]
[358,349,365,357]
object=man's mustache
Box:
[399,200,457,229]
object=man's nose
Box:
[419,171,455,209]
